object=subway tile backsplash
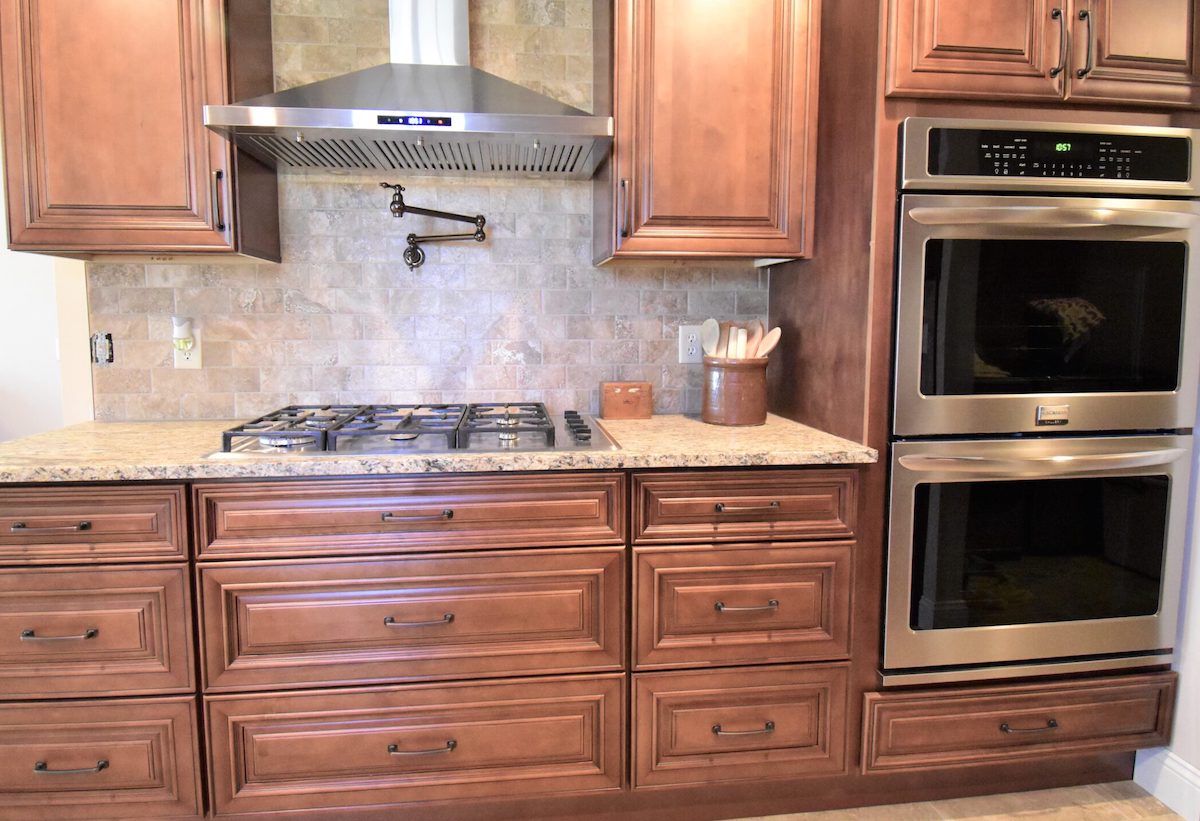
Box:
[87,0,767,421]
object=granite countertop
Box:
[0,415,877,483]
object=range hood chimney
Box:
[204,0,612,179]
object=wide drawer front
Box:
[0,565,193,699]
[0,485,187,564]
[200,548,624,691]
[862,671,1176,773]
[632,470,856,544]
[0,696,201,820]
[633,664,848,788]
[634,543,852,670]
[195,473,625,558]
[206,674,625,815]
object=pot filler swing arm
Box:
[380,182,487,270]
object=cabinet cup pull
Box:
[381,509,454,523]
[712,720,775,737]
[388,740,456,756]
[21,628,98,641]
[1076,9,1094,78]
[715,599,780,613]
[1049,8,1067,77]
[34,759,108,775]
[619,178,630,238]
[1000,718,1059,734]
[211,169,227,231]
[383,614,454,628]
[714,501,780,513]
[10,521,91,534]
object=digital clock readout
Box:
[1055,142,1072,152]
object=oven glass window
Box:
[920,240,1185,395]
[910,476,1168,630]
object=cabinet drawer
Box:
[195,473,625,558]
[634,543,851,670]
[0,485,187,564]
[0,565,193,699]
[633,664,847,788]
[0,695,201,819]
[632,470,856,544]
[862,671,1176,774]
[206,674,625,815]
[200,548,624,691]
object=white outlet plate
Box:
[173,329,202,369]
[678,324,703,364]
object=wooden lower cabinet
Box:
[0,695,202,820]
[199,548,624,691]
[862,671,1176,773]
[205,674,625,816]
[633,542,852,669]
[632,664,848,788]
[0,564,194,699]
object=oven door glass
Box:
[894,195,1200,436]
[921,239,1184,396]
[885,435,1190,673]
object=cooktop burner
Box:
[219,403,617,455]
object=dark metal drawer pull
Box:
[388,740,456,756]
[1048,8,1067,77]
[384,614,454,628]
[10,521,91,534]
[715,599,780,613]
[1000,718,1059,734]
[34,759,108,775]
[712,720,775,736]
[714,501,780,513]
[381,509,454,523]
[21,628,98,641]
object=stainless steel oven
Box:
[884,434,1190,684]
[884,118,1199,685]
[894,120,1200,437]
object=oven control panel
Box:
[926,127,1191,182]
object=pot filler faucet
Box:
[380,182,487,269]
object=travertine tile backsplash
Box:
[87,0,767,421]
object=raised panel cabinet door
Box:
[887,0,1066,99]
[608,0,820,259]
[1066,0,1200,106]
[0,0,234,252]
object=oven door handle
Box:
[908,206,1197,232]
[898,448,1186,477]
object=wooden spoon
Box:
[746,320,764,358]
[716,321,732,358]
[756,326,782,358]
[700,318,720,356]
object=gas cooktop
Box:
[219,403,618,455]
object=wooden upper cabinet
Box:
[596,0,821,261]
[0,0,279,258]
[887,0,1200,107]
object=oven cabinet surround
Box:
[593,0,821,262]
[0,0,279,259]
[0,483,201,820]
[886,0,1200,107]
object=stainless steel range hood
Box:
[204,0,611,179]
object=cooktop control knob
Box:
[564,410,592,442]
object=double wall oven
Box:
[884,118,1199,685]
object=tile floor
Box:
[740,781,1182,820]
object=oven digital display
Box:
[927,128,1190,181]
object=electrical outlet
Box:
[173,329,202,369]
[678,324,703,364]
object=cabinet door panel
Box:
[1068,0,1200,107]
[0,0,233,251]
[887,0,1064,99]
[611,0,819,258]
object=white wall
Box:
[0,132,91,442]
[1136,413,1200,820]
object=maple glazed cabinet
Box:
[0,0,278,258]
